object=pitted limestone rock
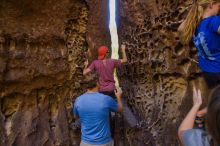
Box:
[118,0,206,145]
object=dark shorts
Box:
[203,72,220,89]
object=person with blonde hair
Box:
[178,0,220,89]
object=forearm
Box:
[116,96,123,113]
[83,67,87,75]
[178,105,200,137]
[121,49,127,63]
[83,66,90,75]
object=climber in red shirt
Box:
[83,45,127,98]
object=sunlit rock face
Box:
[0,0,211,146]
[0,0,88,145]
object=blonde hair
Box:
[180,0,219,44]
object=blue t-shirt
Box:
[182,129,211,146]
[73,92,118,145]
[193,16,220,72]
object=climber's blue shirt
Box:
[193,16,220,72]
[73,92,117,145]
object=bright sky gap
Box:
[109,0,120,87]
[109,0,119,59]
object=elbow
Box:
[178,124,193,136]
[117,106,123,113]
[83,70,88,75]
[122,58,127,63]
[178,128,185,144]
[83,69,91,75]
[177,128,182,139]
[178,127,188,140]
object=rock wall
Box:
[0,0,211,146]
[118,0,209,146]
[0,0,88,145]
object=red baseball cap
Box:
[98,46,108,60]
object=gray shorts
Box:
[80,140,114,146]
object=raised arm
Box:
[83,60,91,75]
[114,88,123,113]
[120,44,127,63]
[178,85,202,141]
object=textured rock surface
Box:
[0,0,88,145]
[0,0,211,146]
[117,0,209,146]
